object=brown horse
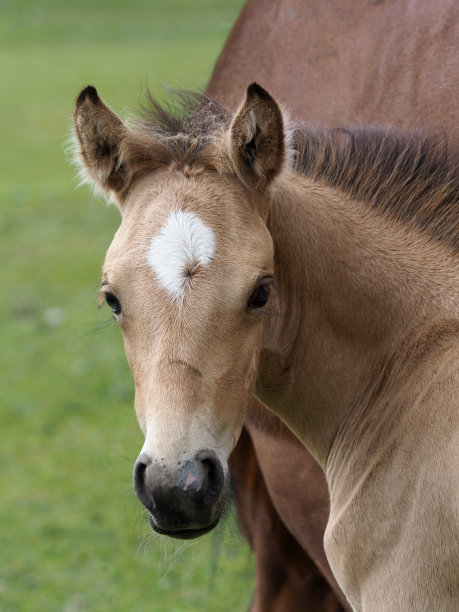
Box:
[73,68,458,611]
[230,421,344,611]
[206,1,459,609]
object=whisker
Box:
[78,315,117,338]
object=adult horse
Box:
[206,1,459,609]
[72,1,459,609]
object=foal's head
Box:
[73,84,286,537]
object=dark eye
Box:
[247,280,272,310]
[105,292,121,316]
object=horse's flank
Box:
[73,85,459,611]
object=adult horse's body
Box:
[208,0,459,138]
[206,1,459,609]
[72,2,459,610]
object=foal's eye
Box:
[104,292,122,316]
[247,279,272,310]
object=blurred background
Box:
[0,1,255,610]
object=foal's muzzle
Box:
[133,449,225,539]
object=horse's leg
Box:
[229,426,347,612]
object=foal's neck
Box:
[256,173,457,468]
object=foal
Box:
[73,83,459,611]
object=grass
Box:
[0,1,255,610]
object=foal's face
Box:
[103,170,273,536]
[73,82,285,537]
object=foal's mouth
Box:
[149,514,219,540]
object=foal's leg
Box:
[229,426,347,612]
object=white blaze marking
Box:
[147,209,216,302]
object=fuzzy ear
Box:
[73,86,129,197]
[229,83,285,190]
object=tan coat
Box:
[73,16,459,606]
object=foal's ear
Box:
[229,83,285,191]
[73,86,129,199]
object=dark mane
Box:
[123,91,459,252]
[292,125,459,251]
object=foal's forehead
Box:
[104,170,273,288]
[113,172,228,253]
[113,169,264,243]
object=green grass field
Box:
[0,1,256,610]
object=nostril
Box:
[195,450,224,501]
[133,460,146,494]
[202,459,218,497]
[133,457,155,513]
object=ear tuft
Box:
[73,86,129,200]
[76,85,100,107]
[230,83,285,191]
[246,82,273,102]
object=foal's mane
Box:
[293,126,459,252]
[124,91,459,252]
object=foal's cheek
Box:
[120,334,143,382]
